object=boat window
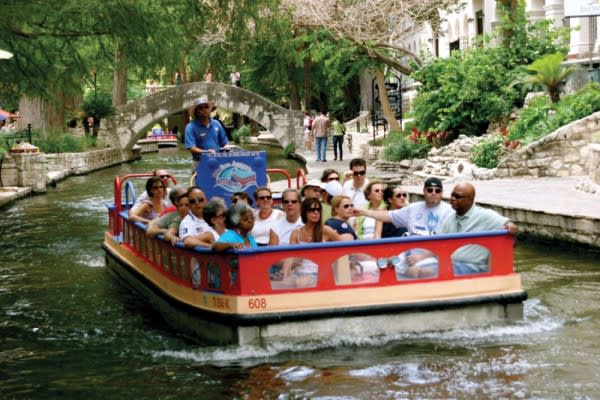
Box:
[332,253,379,286]
[269,257,318,290]
[451,244,490,275]
[392,248,439,280]
[190,258,201,289]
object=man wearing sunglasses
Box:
[184,96,229,169]
[179,187,212,248]
[268,189,304,245]
[342,158,369,210]
[441,182,518,275]
[355,177,451,237]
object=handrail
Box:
[266,168,291,188]
[295,168,307,189]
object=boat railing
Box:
[116,211,518,298]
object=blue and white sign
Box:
[565,0,600,17]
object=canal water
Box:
[1,148,599,399]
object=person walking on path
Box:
[312,111,330,162]
[303,111,314,152]
[331,115,346,161]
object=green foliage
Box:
[411,0,570,138]
[81,92,114,119]
[515,52,576,103]
[470,135,507,169]
[232,125,251,144]
[509,83,600,144]
[34,131,97,153]
[412,47,518,137]
[381,130,431,161]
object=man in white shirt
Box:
[342,158,369,210]
[268,189,304,245]
[179,187,212,248]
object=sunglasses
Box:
[394,192,408,199]
[257,195,272,200]
[342,203,354,209]
[426,187,442,194]
[152,185,165,190]
[282,199,299,205]
[159,175,169,179]
[327,176,339,181]
[197,104,211,109]
[451,193,468,199]
[353,170,366,177]
[307,208,321,213]
[372,188,383,193]
[215,213,226,218]
[189,197,205,204]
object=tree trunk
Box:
[18,92,72,137]
[375,69,401,131]
[303,56,312,111]
[112,43,128,107]
[288,78,301,110]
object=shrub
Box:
[232,124,251,143]
[470,135,507,169]
[382,130,431,161]
[34,131,97,153]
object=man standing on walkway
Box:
[312,110,330,162]
[441,182,518,274]
[184,96,229,169]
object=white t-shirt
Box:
[179,212,211,240]
[270,216,304,245]
[133,187,172,209]
[252,209,285,245]
[390,201,453,236]
[342,179,369,210]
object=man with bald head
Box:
[441,182,518,274]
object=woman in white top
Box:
[251,186,284,246]
[356,180,386,240]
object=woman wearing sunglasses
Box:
[290,198,341,244]
[251,186,284,246]
[129,176,168,224]
[324,195,358,241]
[356,180,386,240]
[376,186,409,239]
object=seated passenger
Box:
[195,198,228,245]
[441,182,518,275]
[377,185,409,238]
[179,187,212,248]
[290,198,341,244]
[355,180,386,240]
[268,189,304,245]
[252,186,284,246]
[231,191,253,207]
[133,168,173,207]
[213,203,258,251]
[324,195,357,241]
[146,187,189,244]
[129,176,169,224]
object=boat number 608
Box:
[248,297,267,309]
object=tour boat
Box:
[137,130,179,148]
[103,150,527,345]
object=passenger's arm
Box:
[146,219,165,238]
[289,229,299,245]
[129,204,152,224]
[212,241,244,252]
[268,229,279,246]
[323,225,342,242]
[164,227,179,246]
[504,220,518,235]
[374,220,383,239]
[182,235,212,248]
[353,208,392,223]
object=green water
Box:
[1,148,599,399]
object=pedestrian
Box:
[303,111,313,152]
[312,110,330,162]
[230,70,241,87]
[331,115,346,161]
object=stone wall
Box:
[0,148,135,193]
[495,112,600,178]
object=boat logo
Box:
[213,161,257,192]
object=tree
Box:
[520,53,576,103]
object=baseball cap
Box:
[424,177,443,188]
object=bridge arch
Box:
[99,82,304,153]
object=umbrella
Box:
[0,49,14,59]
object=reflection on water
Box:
[1,148,600,398]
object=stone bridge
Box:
[98,82,304,153]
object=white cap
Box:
[324,180,343,197]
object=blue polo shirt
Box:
[184,119,228,158]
